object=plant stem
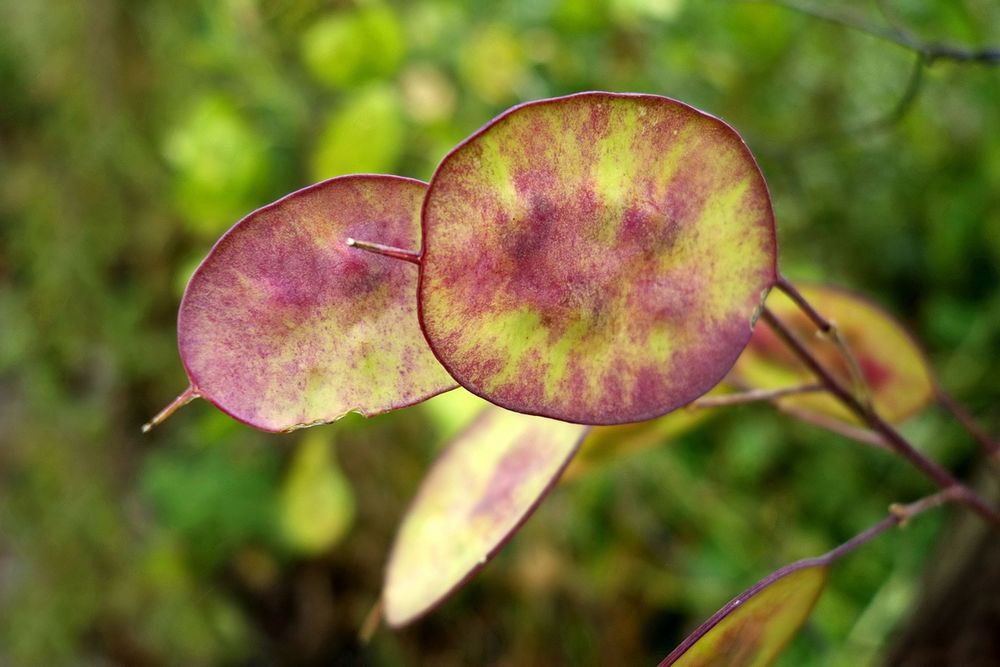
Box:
[689,383,824,409]
[345,238,421,265]
[779,406,889,451]
[936,388,1000,466]
[823,486,965,563]
[142,386,198,433]
[659,485,962,667]
[774,275,872,407]
[760,307,1000,528]
[743,0,1000,65]
[774,275,832,332]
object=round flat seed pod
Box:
[660,560,827,667]
[382,406,588,626]
[731,284,935,424]
[177,175,455,432]
[419,92,777,424]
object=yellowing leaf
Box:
[661,562,827,667]
[383,407,588,626]
[565,385,727,478]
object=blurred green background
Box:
[2,0,999,665]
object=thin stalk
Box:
[823,486,965,562]
[345,238,421,265]
[936,388,1000,465]
[741,0,1000,65]
[774,275,834,333]
[775,276,872,407]
[780,406,890,451]
[761,307,1000,527]
[142,386,199,433]
[689,383,824,409]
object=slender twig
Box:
[742,0,1000,65]
[936,388,1000,465]
[761,307,1000,527]
[142,386,199,433]
[775,276,872,407]
[779,405,890,451]
[888,485,967,526]
[855,50,926,131]
[774,276,834,333]
[824,486,965,560]
[741,0,905,47]
[735,0,999,151]
[345,238,421,265]
[689,383,824,409]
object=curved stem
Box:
[142,386,198,433]
[760,307,1000,528]
[823,486,965,562]
[358,599,383,643]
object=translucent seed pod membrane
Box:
[176,175,455,432]
[419,92,777,425]
[155,93,778,432]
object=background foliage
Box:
[1,0,998,665]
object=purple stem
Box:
[779,405,890,451]
[761,307,1000,528]
[775,275,872,405]
[936,388,1000,463]
[142,386,199,433]
[775,275,833,332]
